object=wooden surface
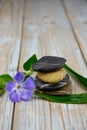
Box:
[0,0,87,130]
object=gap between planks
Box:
[11,1,25,130]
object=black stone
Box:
[35,84,71,95]
[35,74,69,91]
[32,56,66,72]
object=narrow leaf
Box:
[35,92,87,104]
[23,54,37,71]
[64,64,87,88]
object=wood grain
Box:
[63,0,87,63]
[12,0,87,130]
[0,0,24,130]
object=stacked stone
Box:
[32,56,72,95]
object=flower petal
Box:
[6,81,16,92]
[23,77,35,91]
[9,90,21,102]
[21,89,33,101]
[14,72,25,83]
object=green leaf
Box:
[35,92,87,104]
[64,64,87,89]
[0,74,13,96]
[0,74,13,89]
[23,54,37,71]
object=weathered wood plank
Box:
[63,0,87,63]
[13,0,87,130]
[0,0,24,130]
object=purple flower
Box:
[6,72,35,102]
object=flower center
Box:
[17,85,21,89]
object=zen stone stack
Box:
[33,56,72,95]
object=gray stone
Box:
[35,81,72,95]
[32,56,66,72]
[35,74,69,91]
